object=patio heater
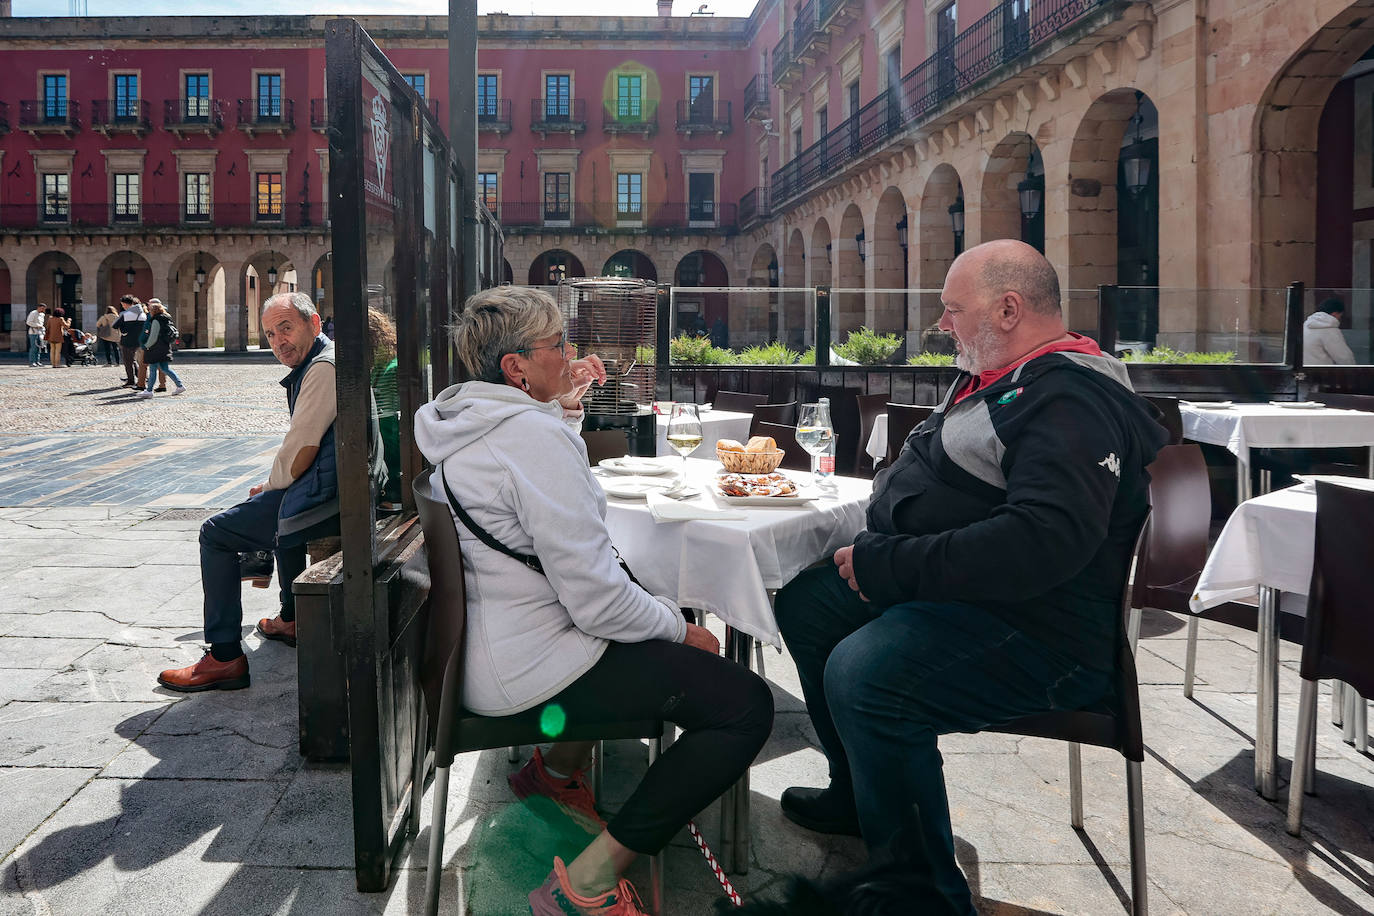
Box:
[557,277,658,456]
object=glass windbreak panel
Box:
[1302,287,1372,365]
[666,286,817,362]
[1121,288,1287,364]
[829,288,912,364]
[1064,288,1101,349]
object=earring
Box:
[521,378,530,391]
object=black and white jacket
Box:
[852,349,1169,667]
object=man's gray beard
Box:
[954,323,1002,374]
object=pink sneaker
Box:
[528,857,649,916]
[508,746,606,830]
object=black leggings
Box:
[544,638,774,855]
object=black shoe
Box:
[155,387,167,392]
[780,785,863,837]
[239,550,274,584]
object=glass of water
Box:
[796,401,836,494]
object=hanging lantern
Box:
[1121,92,1151,197]
[855,230,866,263]
[266,259,279,287]
[195,263,207,287]
[896,215,908,250]
[53,267,65,287]
[948,197,965,236]
[125,266,136,287]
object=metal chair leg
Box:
[1343,684,1358,744]
[1331,680,1345,727]
[508,745,520,763]
[1183,615,1199,698]
[424,764,452,916]
[647,735,665,915]
[1357,693,1368,754]
[1287,679,1319,836]
[593,739,605,803]
[1068,742,1084,829]
[1304,705,1317,796]
[1125,758,1148,916]
[1127,606,1142,655]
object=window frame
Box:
[113,173,141,222]
[41,73,68,121]
[616,73,644,120]
[615,171,643,220]
[543,171,572,222]
[183,72,211,121]
[255,171,284,222]
[477,73,499,117]
[476,171,498,213]
[42,172,70,222]
[402,73,426,99]
[544,73,572,119]
[113,73,139,120]
[184,172,211,222]
[254,71,284,122]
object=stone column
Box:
[219,259,247,352]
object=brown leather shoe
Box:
[157,651,250,693]
[256,615,297,647]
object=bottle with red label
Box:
[797,398,837,495]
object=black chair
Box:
[751,420,814,472]
[884,402,936,467]
[987,512,1151,916]
[816,386,860,477]
[1287,481,1374,836]
[1144,395,1183,445]
[413,468,666,915]
[581,428,629,465]
[855,393,890,478]
[1311,390,1374,412]
[748,401,797,435]
[712,389,770,413]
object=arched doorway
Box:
[809,219,833,287]
[784,227,809,349]
[167,251,223,348]
[983,131,1044,253]
[97,251,154,314]
[243,250,298,349]
[834,204,866,336]
[746,243,780,348]
[602,249,657,281]
[309,252,334,317]
[529,249,586,287]
[917,164,964,335]
[874,187,909,346]
[25,252,82,326]
[673,250,729,343]
[502,258,514,284]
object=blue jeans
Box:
[198,488,337,645]
[28,332,41,364]
[145,362,182,392]
[775,565,1113,915]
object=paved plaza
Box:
[0,358,1370,915]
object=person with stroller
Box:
[135,301,186,398]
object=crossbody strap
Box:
[439,466,545,575]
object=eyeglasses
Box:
[514,332,569,355]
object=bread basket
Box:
[716,447,785,474]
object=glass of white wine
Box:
[665,403,703,491]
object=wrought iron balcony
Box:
[495,200,737,232]
[18,99,80,135]
[478,98,513,133]
[771,31,798,85]
[793,0,828,62]
[530,98,586,136]
[237,98,295,136]
[164,98,225,136]
[0,201,329,231]
[310,99,328,131]
[676,99,731,135]
[603,106,658,136]
[738,187,771,229]
[743,74,769,121]
[90,99,151,136]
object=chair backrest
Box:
[749,401,798,435]
[1137,443,1211,598]
[1312,390,1374,413]
[855,393,890,478]
[751,421,814,472]
[712,389,770,413]
[1301,482,1374,695]
[1144,395,1184,445]
[885,402,936,466]
[580,429,629,465]
[413,468,468,760]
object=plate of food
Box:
[599,456,675,476]
[714,471,817,505]
[600,476,679,500]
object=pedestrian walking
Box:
[25,303,48,366]
[137,298,170,390]
[45,307,71,369]
[135,301,186,399]
[95,305,121,366]
[113,295,145,387]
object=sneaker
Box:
[135,390,154,399]
[172,386,187,396]
[509,746,606,830]
[528,857,649,916]
[780,785,863,837]
[157,649,250,692]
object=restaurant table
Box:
[865,413,888,466]
[653,408,753,458]
[1179,402,1374,503]
[1190,477,1374,798]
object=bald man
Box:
[774,240,1168,913]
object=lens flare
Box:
[539,703,567,738]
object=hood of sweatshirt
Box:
[414,380,564,466]
[1305,311,1342,330]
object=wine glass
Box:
[795,402,836,493]
[665,403,703,491]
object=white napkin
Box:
[646,491,747,523]
[1291,474,1374,493]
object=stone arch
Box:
[529,249,586,287]
[783,227,809,349]
[602,249,657,281]
[673,250,729,342]
[874,186,910,344]
[166,250,225,348]
[0,256,11,308]
[983,131,1043,251]
[809,218,833,288]
[834,203,867,335]
[96,251,155,314]
[308,252,334,317]
[25,251,82,322]
[241,250,300,349]
[917,163,964,334]
[744,242,780,348]
[502,258,514,284]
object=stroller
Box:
[65,330,98,367]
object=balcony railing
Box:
[0,201,329,231]
[771,31,797,85]
[478,98,513,133]
[738,187,771,228]
[603,107,658,136]
[676,99,732,134]
[770,0,1115,207]
[794,0,826,60]
[530,98,587,135]
[164,98,225,135]
[310,98,328,130]
[743,74,769,120]
[496,200,737,231]
[90,99,151,135]
[18,99,80,134]
[237,98,295,134]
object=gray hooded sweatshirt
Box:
[414,380,687,715]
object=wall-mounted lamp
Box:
[948,196,965,256]
[1017,146,1044,221]
[125,253,136,288]
[53,267,65,288]
[824,241,833,258]
[266,252,279,287]
[1121,90,1151,197]
[855,229,866,263]
[767,259,779,285]
[896,214,908,250]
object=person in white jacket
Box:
[1303,298,1356,365]
[414,287,773,916]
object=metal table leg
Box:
[726,627,754,875]
[1237,454,1252,507]
[1255,585,1279,799]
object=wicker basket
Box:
[716,447,785,474]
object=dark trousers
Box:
[199,489,336,645]
[543,639,774,855]
[99,339,120,364]
[120,344,138,383]
[775,565,1112,915]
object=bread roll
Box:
[745,435,777,453]
[717,438,746,452]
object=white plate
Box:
[599,457,675,476]
[600,476,679,500]
[1268,401,1326,409]
[1182,400,1233,409]
[715,491,819,506]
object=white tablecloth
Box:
[865,414,888,465]
[601,458,872,646]
[1180,404,1374,467]
[653,409,754,458]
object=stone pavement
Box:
[0,362,1371,915]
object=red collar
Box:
[955,333,1103,403]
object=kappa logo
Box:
[1098,452,1121,478]
[370,95,390,187]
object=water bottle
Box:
[814,397,837,494]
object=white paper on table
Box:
[645,491,747,523]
